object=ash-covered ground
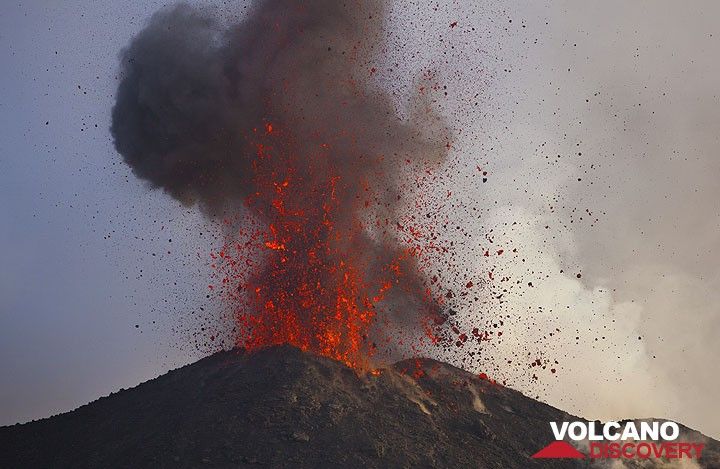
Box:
[1,346,717,468]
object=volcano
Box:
[1,346,717,468]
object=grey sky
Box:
[1,0,718,440]
[0,0,213,425]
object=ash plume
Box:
[111,0,452,362]
[111,1,447,209]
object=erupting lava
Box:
[210,123,442,369]
[111,1,467,370]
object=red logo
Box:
[532,441,586,459]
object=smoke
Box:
[409,0,720,439]
[519,0,720,439]
[111,0,452,362]
[111,1,447,211]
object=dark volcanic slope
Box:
[1,346,718,468]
